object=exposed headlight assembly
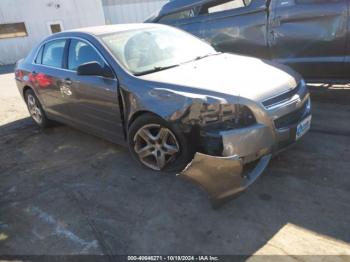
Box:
[199,103,256,128]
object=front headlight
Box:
[199,103,256,128]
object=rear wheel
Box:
[24,89,52,128]
[128,113,194,172]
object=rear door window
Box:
[203,0,251,14]
[42,39,66,68]
[68,39,105,71]
[158,8,199,23]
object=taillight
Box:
[15,70,24,80]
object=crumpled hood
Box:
[139,53,301,102]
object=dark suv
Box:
[147,0,350,82]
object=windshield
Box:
[100,26,216,76]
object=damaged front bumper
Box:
[179,153,271,208]
[179,96,312,208]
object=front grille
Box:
[263,83,302,108]
[274,100,308,129]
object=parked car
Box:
[147,0,350,82]
[15,24,311,201]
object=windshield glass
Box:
[100,26,216,75]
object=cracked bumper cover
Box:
[180,152,271,208]
[180,101,312,207]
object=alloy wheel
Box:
[133,124,180,171]
[27,94,43,124]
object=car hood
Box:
[138,53,301,102]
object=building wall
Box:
[103,0,167,24]
[0,0,105,65]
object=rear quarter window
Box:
[34,46,44,64]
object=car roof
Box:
[157,0,214,17]
[64,23,165,36]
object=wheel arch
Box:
[22,85,46,110]
[23,85,33,97]
[118,87,169,136]
[127,110,195,172]
[128,110,163,130]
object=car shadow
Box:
[0,109,349,255]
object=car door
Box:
[32,39,71,119]
[158,0,269,58]
[63,38,124,142]
[156,4,204,40]
[269,0,348,80]
[197,0,269,58]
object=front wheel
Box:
[128,113,194,172]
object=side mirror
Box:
[77,62,114,78]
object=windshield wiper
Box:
[184,52,222,64]
[194,54,212,61]
[134,53,221,76]
[134,64,180,76]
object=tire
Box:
[24,89,53,129]
[128,113,194,172]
